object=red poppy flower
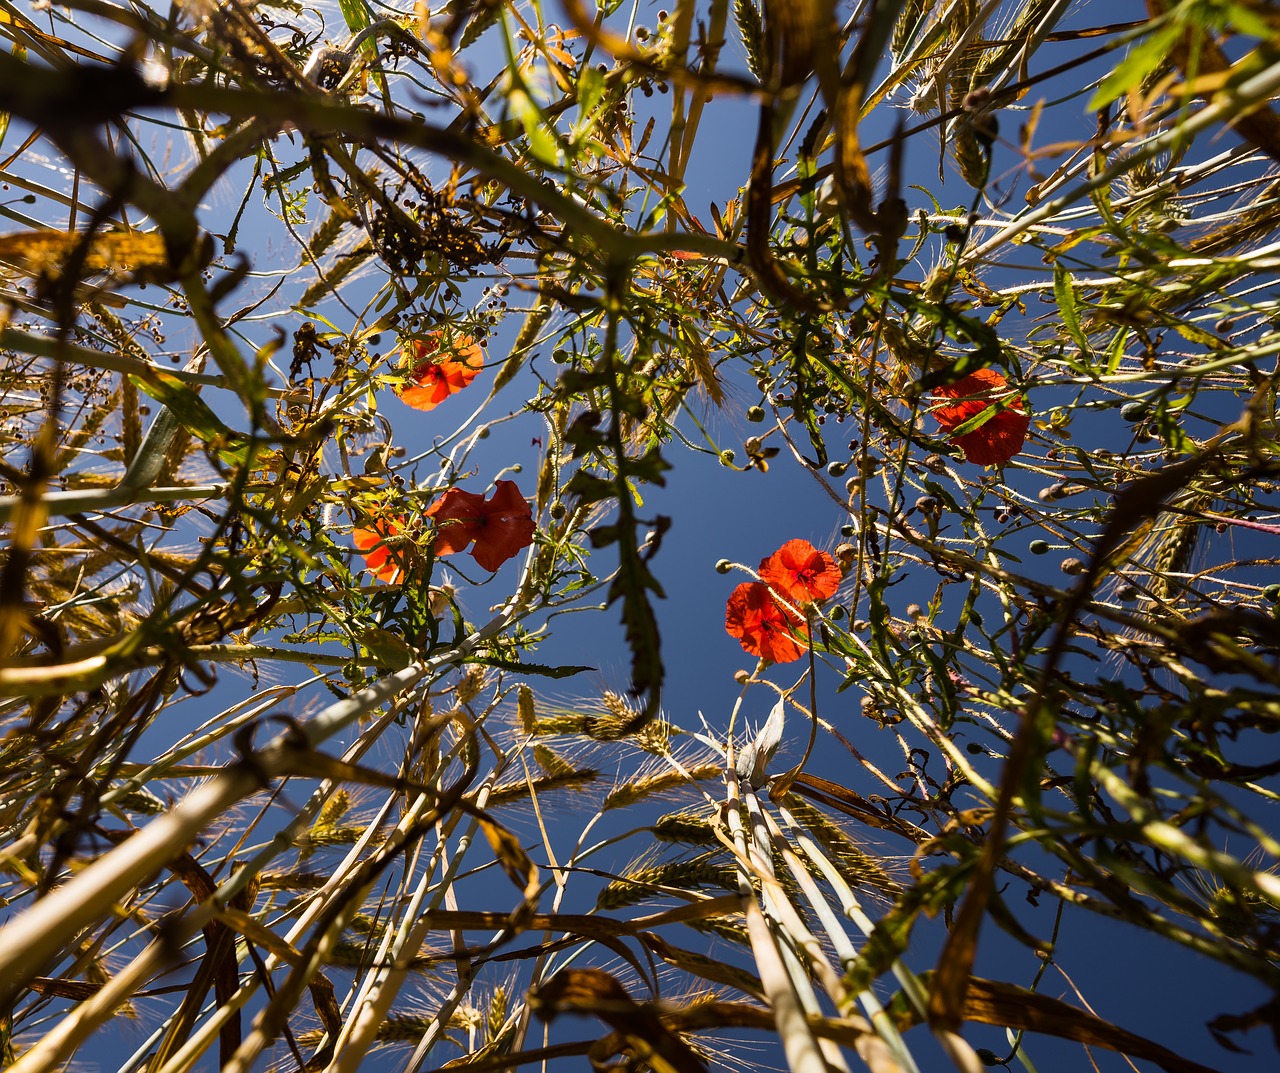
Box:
[930,368,1030,465]
[353,517,403,583]
[759,539,841,606]
[397,332,484,411]
[425,479,536,571]
[725,582,807,664]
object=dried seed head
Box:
[457,665,488,704]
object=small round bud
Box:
[1060,557,1086,576]
[550,501,566,519]
[906,603,923,619]
[1263,584,1280,603]
[719,449,736,465]
[924,454,948,474]
[828,460,848,477]
[1029,539,1050,555]
[715,559,732,574]
[746,405,766,422]
[1120,401,1146,422]
[733,669,750,683]
[839,524,855,537]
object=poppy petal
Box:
[469,480,536,571]
[397,332,485,411]
[725,582,807,663]
[426,487,487,556]
[353,518,403,583]
[930,368,1029,466]
[759,539,841,605]
[425,481,536,570]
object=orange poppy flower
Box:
[353,516,404,583]
[397,332,484,411]
[725,582,807,664]
[425,479,536,571]
[759,539,841,607]
[930,368,1030,466]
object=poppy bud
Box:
[715,559,732,574]
[1060,557,1086,575]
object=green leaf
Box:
[1088,24,1182,111]
[129,372,249,466]
[1054,264,1091,358]
[354,626,414,671]
[572,64,608,147]
[337,0,371,43]
[509,89,563,168]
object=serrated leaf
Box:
[470,655,593,679]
